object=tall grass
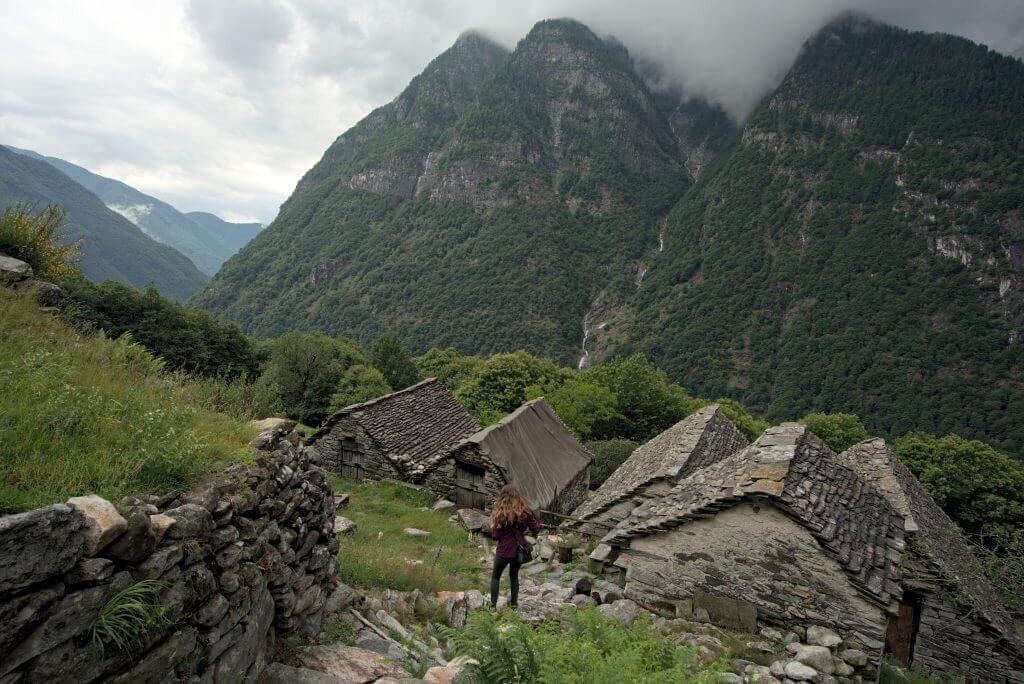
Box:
[0,288,254,513]
[331,477,486,593]
[91,580,169,655]
[0,203,78,278]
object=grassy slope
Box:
[331,477,487,593]
[0,287,254,513]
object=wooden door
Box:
[340,438,366,481]
[455,462,488,509]
[884,591,922,666]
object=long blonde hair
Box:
[489,484,529,529]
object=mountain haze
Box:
[0,146,208,300]
[195,15,1024,456]
[7,147,262,275]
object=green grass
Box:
[0,288,255,513]
[90,580,169,655]
[332,477,487,593]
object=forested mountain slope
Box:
[8,147,262,274]
[194,21,734,360]
[629,15,1024,456]
[0,146,208,300]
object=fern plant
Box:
[442,610,541,683]
[90,580,169,654]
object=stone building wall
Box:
[618,503,889,660]
[313,417,402,481]
[0,435,337,683]
[549,465,589,517]
[421,446,507,507]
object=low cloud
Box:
[0,1,1021,225]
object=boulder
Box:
[0,504,85,593]
[335,516,357,534]
[432,499,455,511]
[795,645,834,674]
[264,663,347,683]
[334,493,351,510]
[355,632,405,659]
[597,598,640,626]
[324,582,360,614]
[15,279,63,306]
[148,514,176,545]
[784,661,818,681]
[0,254,32,283]
[249,417,297,434]
[404,528,431,537]
[296,645,409,682]
[806,625,842,648]
[839,649,868,667]
[425,656,477,684]
[104,507,157,563]
[66,496,127,556]
[456,508,488,533]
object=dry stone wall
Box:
[0,435,337,683]
[313,419,402,481]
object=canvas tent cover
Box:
[459,398,591,511]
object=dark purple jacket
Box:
[491,509,542,559]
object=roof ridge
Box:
[309,377,442,440]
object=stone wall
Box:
[421,447,507,508]
[618,502,889,662]
[312,417,402,481]
[0,435,337,683]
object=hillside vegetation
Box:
[0,286,253,513]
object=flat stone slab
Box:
[296,645,408,683]
[0,504,85,593]
[264,663,348,683]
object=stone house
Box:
[587,424,1024,681]
[423,398,591,518]
[572,404,749,535]
[308,378,479,483]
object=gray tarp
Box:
[461,398,591,511]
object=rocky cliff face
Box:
[629,14,1024,455]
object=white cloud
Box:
[0,0,1021,225]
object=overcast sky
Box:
[1,1,1022,225]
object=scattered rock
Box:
[795,645,834,674]
[249,417,297,434]
[404,528,431,537]
[335,516,356,534]
[760,626,784,641]
[806,625,842,648]
[0,253,32,283]
[784,661,819,681]
[16,279,63,306]
[432,499,455,511]
[356,632,405,659]
[296,645,409,682]
[456,508,488,533]
[324,583,360,614]
[597,598,639,626]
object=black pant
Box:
[490,554,522,607]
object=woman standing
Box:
[488,484,542,610]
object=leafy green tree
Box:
[0,203,78,278]
[585,439,639,488]
[800,412,868,452]
[371,331,420,391]
[414,348,481,391]
[585,354,700,441]
[715,399,769,442]
[892,433,1024,551]
[456,351,565,424]
[528,377,619,441]
[329,364,392,413]
[261,332,366,425]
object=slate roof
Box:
[310,378,479,477]
[573,404,748,523]
[451,398,591,512]
[838,439,1024,657]
[601,424,908,608]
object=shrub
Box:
[714,398,769,442]
[445,607,725,683]
[414,348,482,391]
[0,203,78,278]
[329,364,391,412]
[90,580,168,654]
[456,351,565,424]
[529,378,619,441]
[800,412,869,452]
[585,440,639,488]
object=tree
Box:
[529,378,619,442]
[585,439,639,488]
[456,351,565,424]
[414,348,482,391]
[715,399,769,442]
[584,354,700,441]
[371,331,420,391]
[800,412,868,452]
[892,433,1024,552]
[261,332,366,425]
[329,364,391,413]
